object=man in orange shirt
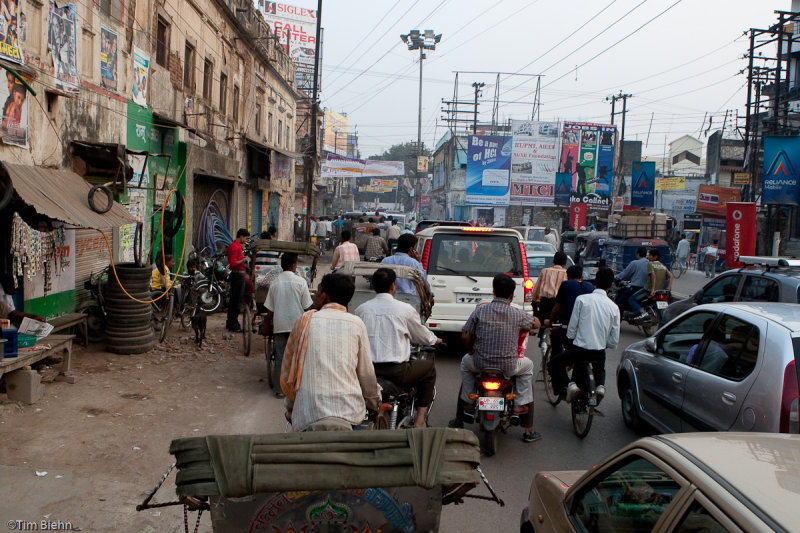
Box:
[531,251,568,348]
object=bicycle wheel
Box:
[266,335,276,389]
[542,346,561,406]
[571,396,593,438]
[159,293,175,343]
[670,255,683,278]
[242,304,252,356]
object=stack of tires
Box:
[104,263,154,354]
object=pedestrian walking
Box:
[226,228,249,332]
[704,240,719,278]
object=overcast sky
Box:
[276,0,789,158]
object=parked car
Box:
[526,250,575,286]
[513,225,560,245]
[617,302,799,435]
[415,226,532,332]
[521,432,800,533]
[523,240,556,253]
[663,255,800,323]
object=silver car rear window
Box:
[428,234,524,277]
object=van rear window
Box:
[428,234,524,277]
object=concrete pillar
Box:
[5,366,45,404]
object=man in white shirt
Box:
[704,239,719,278]
[355,268,441,428]
[676,234,690,271]
[543,227,559,249]
[264,253,313,397]
[547,268,620,403]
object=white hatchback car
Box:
[415,226,533,332]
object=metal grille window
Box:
[202,59,212,100]
[183,42,195,90]
[156,17,169,68]
[219,73,228,115]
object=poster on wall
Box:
[0,0,23,63]
[465,135,512,206]
[560,122,616,208]
[132,47,150,107]
[48,2,79,93]
[762,136,800,205]
[0,73,29,147]
[100,25,118,92]
[630,161,655,208]
[509,120,559,205]
[271,152,291,181]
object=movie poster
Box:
[100,25,118,92]
[0,72,28,147]
[559,122,616,208]
[132,47,149,107]
[0,0,23,63]
[48,2,78,93]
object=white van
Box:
[415,226,534,332]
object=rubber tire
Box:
[621,383,644,432]
[108,342,154,355]
[158,295,175,343]
[542,346,561,406]
[163,191,184,238]
[571,397,593,439]
[197,282,222,313]
[640,307,659,337]
[480,427,497,457]
[88,184,114,214]
[374,412,390,430]
[266,336,275,388]
[106,334,155,347]
[0,177,13,211]
[242,305,252,356]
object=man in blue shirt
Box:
[614,247,649,318]
[548,265,594,357]
[381,233,428,295]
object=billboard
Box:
[466,135,512,206]
[696,184,740,217]
[630,161,655,208]
[509,120,559,205]
[554,172,571,205]
[560,122,616,208]
[725,202,756,268]
[762,136,800,205]
[258,1,320,96]
[322,109,348,155]
[655,176,685,190]
[321,155,404,179]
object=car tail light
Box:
[780,360,799,433]
[520,242,533,302]
[482,380,501,391]
[421,240,432,270]
[428,323,437,329]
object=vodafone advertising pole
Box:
[725,202,756,268]
[570,202,587,230]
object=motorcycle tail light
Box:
[486,414,495,421]
[482,381,501,391]
[653,292,669,301]
[505,393,516,400]
[468,393,479,400]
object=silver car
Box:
[617,302,800,434]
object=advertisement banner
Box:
[570,202,587,231]
[655,176,685,190]
[671,197,697,213]
[733,172,750,185]
[48,2,79,93]
[696,184,740,217]
[554,172,572,205]
[0,0,22,63]
[0,73,29,147]
[322,109,348,154]
[631,161,655,208]
[271,152,291,181]
[762,136,800,205]
[560,122,616,208]
[509,120,559,205]
[466,135,512,206]
[322,154,364,178]
[364,160,403,177]
[416,156,428,173]
[100,25,118,92]
[725,202,756,268]
[259,1,319,96]
[132,47,150,107]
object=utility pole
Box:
[606,91,632,202]
[303,0,323,241]
[471,82,484,134]
[401,30,441,222]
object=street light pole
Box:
[401,29,441,223]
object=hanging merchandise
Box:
[10,213,66,289]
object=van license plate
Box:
[478,397,504,411]
[457,295,490,304]
[656,301,668,309]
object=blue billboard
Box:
[762,136,800,205]
[466,135,512,206]
[554,172,572,205]
[631,161,655,208]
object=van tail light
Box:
[520,242,532,302]
[780,360,799,433]
[421,240,432,270]
[482,380,502,391]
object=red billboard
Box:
[696,185,741,217]
[725,202,756,268]
[570,202,587,230]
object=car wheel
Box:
[621,382,644,432]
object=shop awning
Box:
[2,162,135,229]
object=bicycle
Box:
[670,251,687,279]
[151,287,175,343]
[568,362,602,439]
[538,325,562,406]
[241,298,252,356]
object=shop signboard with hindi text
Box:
[762,136,800,205]
[560,122,616,208]
[655,176,685,190]
[733,172,750,185]
[466,135,512,206]
[509,120,559,206]
[725,202,756,268]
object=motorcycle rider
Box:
[643,248,673,313]
[355,268,441,428]
[548,268,619,403]
[449,274,543,443]
[364,228,389,261]
[614,246,649,319]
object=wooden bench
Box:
[0,335,76,403]
[49,312,88,347]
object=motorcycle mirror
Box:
[645,337,657,353]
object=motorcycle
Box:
[195,249,229,313]
[612,280,670,336]
[81,267,109,342]
[463,369,520,457]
